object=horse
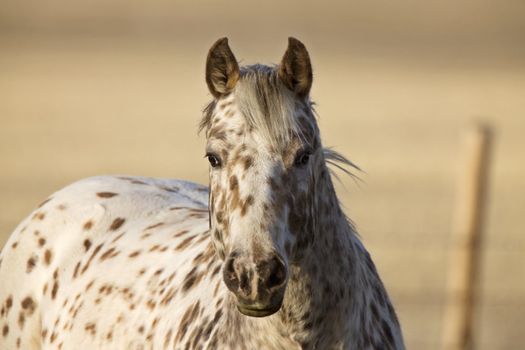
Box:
[0,37,405,349]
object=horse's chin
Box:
[236,302,282,318]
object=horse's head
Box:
[201,38,322,317]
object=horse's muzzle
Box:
[223,251,287,317]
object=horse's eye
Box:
[206,154,221,168]
[294,151,311,167]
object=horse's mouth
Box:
[236,302,282,317]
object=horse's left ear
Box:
[206,38,240,98]
[278,37,313,97]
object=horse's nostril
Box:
[223,256,239,292]
[239,270,252,296]
[265,256,287,289]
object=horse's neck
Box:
[217,164,403,349]
[280,165,363,347]
[280,166,402,348]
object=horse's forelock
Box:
[200,64,313,151]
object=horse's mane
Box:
[323,148,361,183]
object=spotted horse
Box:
[0,38,405,349]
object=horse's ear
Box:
[278,37,313,97]
[206,38,240,98]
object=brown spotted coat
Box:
[0,38,404,349]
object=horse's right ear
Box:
[206,38,240,98]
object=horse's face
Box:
[202,38,320,317]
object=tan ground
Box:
[1,1,525,349]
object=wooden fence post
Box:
[441,123,492,350]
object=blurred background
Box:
[1,1,524,348]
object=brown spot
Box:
[164,329,173,348]
[243,156,254,170]
[144,222,164,230]
[57,204,67,210]
[109,218,125,231]
[11,242,18,249]
[84,322,96,336]
[182,266,205,293]
[38,238,46,247]
[175,235,196,251]
[176,301,200,342]
[96,192,118,198]
[229,175,238,191]
[111,232,125,243]
[51,281,59,300]
[33,212,46,221]
[21,297,36,315]
[85,280,95,291]
[229,176,241,209]
[2,324,8,337]
[160,287,178,306]
[225,109,236,118]
[219,100,233,110]
[44,249,53,266]
[83,220,94,231]
[72,262,81,279]
[209,127,227,141]
[128,250,141,258]
[173,230,189,238]
[2,296,13,317]
[99,247,119,261]
[83,239,92,251]
[215,211,223,224]
[146,299,156,310]
[240,195,255,216]
[26,255,37,273]
[81,243,104,275]
[193,246,215,265]
[211,265,221,277]
[18,312,25,329]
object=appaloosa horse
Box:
[0,38,405,349]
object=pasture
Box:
[1,1,524,348]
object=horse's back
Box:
[0,176,213,349]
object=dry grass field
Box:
[1,1,524,349]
